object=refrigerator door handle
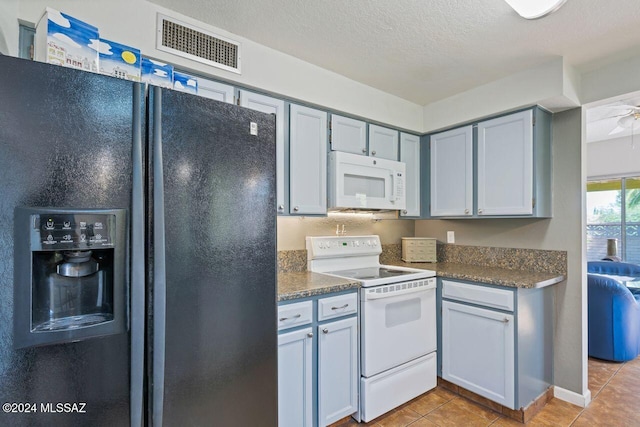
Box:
[152,87,167,427]
[130,84,145,427]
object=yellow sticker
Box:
[121,51,137,64]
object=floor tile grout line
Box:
[590,359,625,401]
[569,358,628,426]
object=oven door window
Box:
[385,297,421,328]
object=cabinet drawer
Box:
[442,280,514,312]
[278,301,313,331]
[318,293,358,321]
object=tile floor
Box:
[333,357,638,426]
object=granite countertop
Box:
[387,261,565,289]
[277,272,360,302]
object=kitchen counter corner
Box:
[277,271,360,302]
[388,261,565,289]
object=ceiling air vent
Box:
[156,14,241,74]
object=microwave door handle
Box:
[389,172,395,202]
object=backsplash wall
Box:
[277,215,415,250]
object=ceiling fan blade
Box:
[608,126,627,135]
[591,112,631,122]
[589,104,638,119]
[592,104,638,111]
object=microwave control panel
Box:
[395,172,404,202]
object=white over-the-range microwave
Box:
[328,151,407,211]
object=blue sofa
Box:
[587,261,640,362]
[587,261,640,278]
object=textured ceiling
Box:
[147,0,640,106]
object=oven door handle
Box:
[363,282,435,300]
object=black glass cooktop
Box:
[328,266,416,280]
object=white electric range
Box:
[306,235,438,422]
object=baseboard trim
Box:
[553,386,592,408]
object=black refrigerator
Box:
[0,55,278,426]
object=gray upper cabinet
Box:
[428,107,552,219]
[430,126,474,217]
[330,114,367,155]
[198,79,235,104]
[400,133,421,217]
[368,124,399,160]
[477,110,533,216]
[239,90,286,214]
[289,104,328,215]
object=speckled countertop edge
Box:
[387,261,565,289]
[277,244,566,300]
[277,261,563,302]
[277,271,360,302]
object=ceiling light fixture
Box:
[504,0,567,19]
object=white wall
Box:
[0,0,19,55]
[422,58,581,133]
[581,53,640,106]
[415,109,586,397]
[587,136,640,178]
[12,0,424,132]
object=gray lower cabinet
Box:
[278,291,358,427]
[318,316,358,426]
[279,326,314,426]
[440,279,553,410]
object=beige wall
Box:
[415,109,586,396]
[277,216,414,250]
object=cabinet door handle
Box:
[478,209,484,214]
[502,318,510,323]
[331,304,349,310]
[402,210,408,215]
[279,314,301,322]
[322,328,329,334]
[464,209,469,214]
[277,204,284,211]
[293,206,300,212]
[371,150,377,156]
[307,332,314,338]
[362,148,367,153]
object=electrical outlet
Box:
[447,231,455,244]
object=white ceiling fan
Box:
[595,104,640,136]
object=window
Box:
[587,177,640,263]
[19,25,35,60]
